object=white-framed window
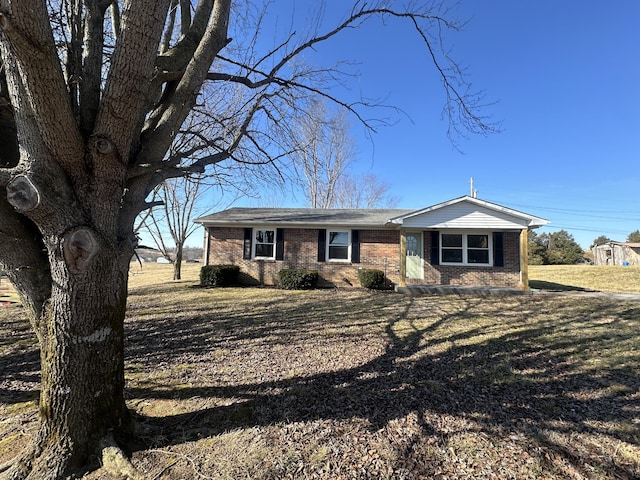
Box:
[327,229,350,262]
[441,232,491,266]
[253,228,276,259]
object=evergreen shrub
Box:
[200,264,240,287]
[278,269,319,290]
[358,268,386,290]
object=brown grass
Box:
[530,264,640,294]
[1,264,639,479]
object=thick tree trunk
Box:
[173,244,183,280]
[3,245,133,479]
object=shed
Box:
[592,242,640,266]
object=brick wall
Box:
[418,231,521,288]
[207,227,522,288]
[206,227,401,287]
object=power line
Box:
[488,199,639,217]
[540,224,632,235]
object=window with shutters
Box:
[327,230,350,261]
[253,228,275,259]
[441,232,492,266]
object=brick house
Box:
[194,196,548,290]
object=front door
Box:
[405,233,423,279]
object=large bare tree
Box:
[136,174,206,280]
[0,1,496,477]
[290,99,400,209]
[291,100,355,208]
[334,173,400,208]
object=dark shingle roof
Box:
[194,207,414,228]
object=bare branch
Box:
[0,0,84,172]
[137,0,231,167]
[95,0,172,159]
[109,0,120,39]
[79,1,112,136]
[160,0,179,54]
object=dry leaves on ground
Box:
[1,282,639,479]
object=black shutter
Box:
[275,228,285,260]
[430,231,440,265]
[317,229,326,262]
[493,232,504,267]
[243,228,252,259]
[351,230,360,264]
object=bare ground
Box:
[1,275,639,479]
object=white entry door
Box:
[405,233,423,279]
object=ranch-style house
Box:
[195,195,549,290]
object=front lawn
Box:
[530,264,640,294]
[1,274,638,479]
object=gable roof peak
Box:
[389,195,549,229]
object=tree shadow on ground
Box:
[1,287,638,477]
[121,291,639,479]
[529,279,593,292]
[0,305,40,405]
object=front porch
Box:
[395,284,532,296]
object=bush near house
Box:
[200,265,240,287]
[278,269,319,290]
[358,268,387,290]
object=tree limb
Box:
[156,0,215,72]
[79,1,111,136]
[136,0,231,168]
[94,0,172,160]
[0,192,51,328]
[0,0,84,173]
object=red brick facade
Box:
[416,231,522,288]
[205,227,523,288]
[206,227,401,287]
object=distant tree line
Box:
[528,230,585,265]
[529,229,640,265]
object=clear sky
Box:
[193,1,640,249]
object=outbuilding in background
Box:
[592,241,640,266]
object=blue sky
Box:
[193,1,640,249]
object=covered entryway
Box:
[405,232,423,279]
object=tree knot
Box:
[91,136,115,155]
[62,227,100,274]
[6,175,40,212]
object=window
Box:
[253,228,275,259]
[327,230,350,261]
[406,235,418,256]
[441,232,491,266]
[467,234,489,263]
[441,234,463,263]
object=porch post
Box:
[519,229,529,290]
[203,227,211,266]
[399,229,407,287]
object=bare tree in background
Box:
[291,100,356,208]
[0,1,497,476]
[291,100,400,209]
[333,173,400,208]
[137,174,207,280]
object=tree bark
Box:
[3,244,132,479]
[173,244,183,281]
